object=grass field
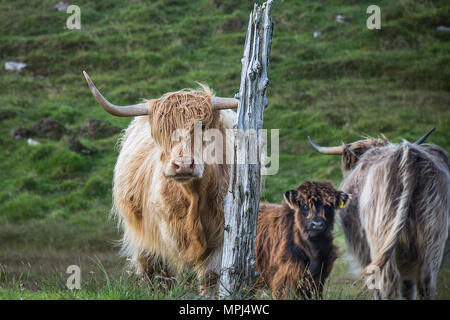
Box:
[0,0,449,299]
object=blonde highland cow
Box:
[83,71,238,295]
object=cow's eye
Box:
[202,124,207,130]
[301,205,309,217]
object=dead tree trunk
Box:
[219,0,274,299]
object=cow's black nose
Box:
[311,219,325,230]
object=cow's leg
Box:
[416,222,447,300]
[134,254,154,288]
[315,280,326,299]
[270,269,291,299]
[416,260,440,300]
[378,259,401,299]
[197,247,222,297]
[270,264,309,299]
[372,289,381,300]
[137,254,157,278]
[401,279,417,300]
[196,258,219,297]
[416,239,445,299]
[198,269,219,297]
[137,254,177,290]
[137,254,168,278]
[417,271,437,300]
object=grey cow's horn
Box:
[308,136,345,155]
[83,71,239,117]
[414,128,435,145]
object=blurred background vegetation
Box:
[0,0,449,299]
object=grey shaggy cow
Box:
[309,129,450,299]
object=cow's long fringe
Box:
[147,84,214,151]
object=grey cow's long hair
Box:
[340,141,449,298]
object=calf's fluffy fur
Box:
[255,181,349,299]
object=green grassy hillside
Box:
[0,0,449,299]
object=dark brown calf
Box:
[255,181,349,299]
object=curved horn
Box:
[211,97,239,110]
[83,71,150,117]
[308,136,344,155]
[414,128,435,145]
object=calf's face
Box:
[284,181,349,239]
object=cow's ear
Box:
[335,191,350,209]
[283,190,298,210]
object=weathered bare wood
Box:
[219,0,274,299]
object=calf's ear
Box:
[283,190,298,210]
[335,191,350,209]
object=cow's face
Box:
[147,90,223,184]
[161,118,222,184]
[82,73,238,184]
[284,181,349,239]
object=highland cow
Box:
[255,181,349,299]
[309,129,450,299]
[83,71,239,295]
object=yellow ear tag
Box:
[340,201,345,209]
